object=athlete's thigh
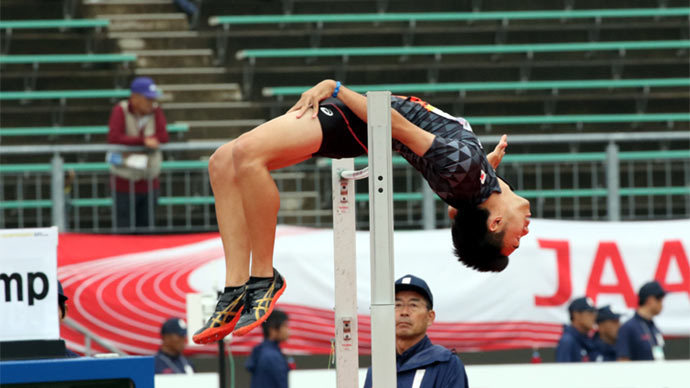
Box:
[237,110,322,167]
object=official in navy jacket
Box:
[592,305,621,362]
[246,310,291,388]
[555,297,598,362]
[364,275,468,388]
[616,281,666,361]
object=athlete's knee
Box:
[232,134,265,175]
[209,141,236,183]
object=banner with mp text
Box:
[1,227,59,342]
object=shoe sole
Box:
[232,277,287,337]
[192,305,244,344]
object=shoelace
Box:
[243,280,271,313]
[213,288,243,314]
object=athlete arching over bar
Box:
[193,80,531,344]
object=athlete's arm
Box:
[288,79,435,157]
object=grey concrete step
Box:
[135,66,230,84]
[130,48,214,68]
[83,0,177,16]
[182,119,265,140]
[97,13,189,31]
[109,30,211,51]
[157,83,242,102]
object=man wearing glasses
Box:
[363,274,468,388]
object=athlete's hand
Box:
[487,134,508,169]
[288,79,337,119]
[448,206,458,220]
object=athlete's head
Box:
[451,180,531,271]
[451,204,509,272]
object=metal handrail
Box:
[63,317,126,357]
[0,132,688,155]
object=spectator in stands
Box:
[154,318,194,374]
[246,310,292,388]
[58,281,80,358]
[555,296,597,362]
[616,281,667,361]
[592,305,621,362]
[173,0,200,28]
[364,275,468,388]
[107,76,169,232]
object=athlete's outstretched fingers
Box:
[487,134,508,169]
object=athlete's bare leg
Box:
[208,110,322,283]
[208,140,251,287]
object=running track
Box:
[57,228,562,356]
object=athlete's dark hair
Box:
[262,310,289,339]
[451,204,509,272]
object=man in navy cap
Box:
[107,76,169,232]
[592,306,621,362]
[154,318,194,374]
[363,274,468,388]
[616,281,667,361]
[555,296,598,362]
[58,281,80,357]
[246,309,293,388]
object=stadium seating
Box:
[0,18,109,55]
[0,123,189,137]
[262,77,690,97]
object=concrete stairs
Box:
[80,0,264,140]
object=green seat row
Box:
[0,89,132,100]
[237,39,690,60]
[0,123,189,137]
[263,77,690,97]
[0,19,110,30]
[0,53,136,65]
[355,186,690,202]
[211,7,690,26]
[466,113,690,125]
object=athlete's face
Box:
[498,193,531,256]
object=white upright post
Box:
[332,158,359,388]
[367,91,397,387]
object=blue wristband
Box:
[332,81,341,98]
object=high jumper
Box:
[193,79,531,344]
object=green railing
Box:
[0,89,132,100]
[263,78,690,97]
[0,19,110,30]
[236,40,690,60]
[0,123,189,137]
[0,53,136,65]
[1,135,688,231]
[211,8,690,26]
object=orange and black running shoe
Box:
[232,268,286,337]
[192,285,246,344]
